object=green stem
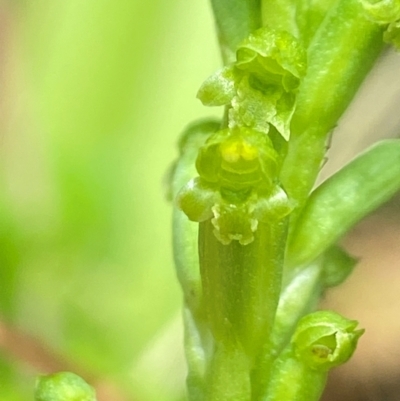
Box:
[281,0,384,212]
[295,0,339,46]
[199,220,287,359]
[261,0,298,36]
[205,342,251,401]
[263,349,328,401]
[198,219,287,400]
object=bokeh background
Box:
[0,1,399,401]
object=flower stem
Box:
[281,0,384,213]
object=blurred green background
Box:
[0,1,221,400]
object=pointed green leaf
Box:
[288,139,400,266]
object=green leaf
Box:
[288,139,400,266]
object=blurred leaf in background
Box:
[0,0,220,400]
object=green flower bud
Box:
[263,311,363,401]
[292,311,364,371]
[35,372,96,401]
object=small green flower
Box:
[177,126,292,244]
[292,310,364,371]
[197,27,306,140]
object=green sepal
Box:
[177,178,216,222]
[197,67,239,106]
[321,245,358,288]
[34,372,96,401]
[292,310,364,370]
[287,139,400,267]
[360,0,400,23]
[254,185,293,222]
[384,20,400,48]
